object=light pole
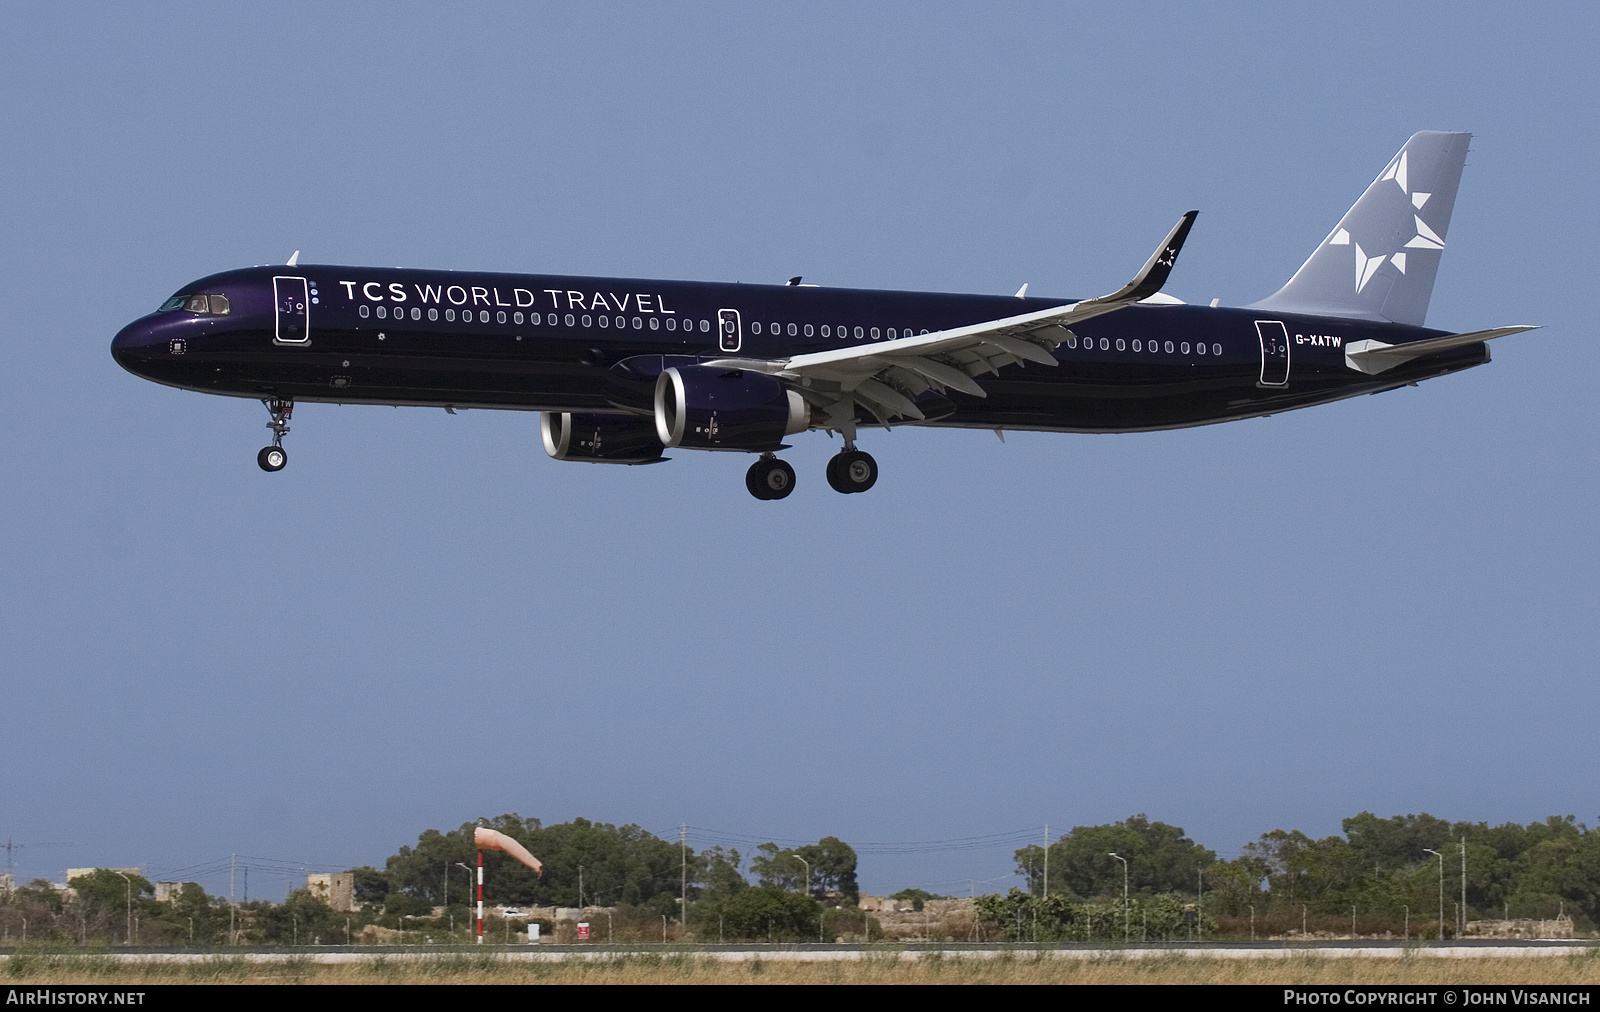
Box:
[113,872,132,945]
[1109,853,1129,943]
[1423,849,1444,939]
[790,854,811,900]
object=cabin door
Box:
[274,276,311,345]
[717,308,742,353]
[1255,320,1289,387]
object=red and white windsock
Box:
[472,827,543,944]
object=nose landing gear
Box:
[258,397,292,472]
[746,454,796,500]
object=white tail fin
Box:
[1250,132,1470,326]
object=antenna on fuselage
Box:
[1014,283,1029,298]
[286,250,300,267]
[787,276,803,286]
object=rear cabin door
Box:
[274,276,310,345]
[1255,320,1289,387]
[717,308,742,353]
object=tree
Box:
[1016,816,1215,899]
[697,846,747,902]
[750,837,858,903]
[698,886,820,941]
[67,869,152,943]
[348,866,390,906]
[384,814,687,908]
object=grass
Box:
[4,948,1600,985]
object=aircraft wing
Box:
[707,211,1197,426]
[1344,325,1539,375]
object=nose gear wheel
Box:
[258,397,293,472]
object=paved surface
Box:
[3,941,1595,963]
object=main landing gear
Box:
[744,445,881,500]
[826,447,878,494]
[746,454,796,500]
[258,397,292,472]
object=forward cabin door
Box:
[1255,320,1289,387]
[274,276,311,345]
[717,308,742,353]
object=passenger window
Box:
[666,317,676,330]
[480,310,490,323]
[1099,338,1109,350]
[1181,342,1191,353]
[1197,342,1206,355]
[700,319,710,332]
[412,308,422,320]
[871,327,880,340]
[599,316,610,328]
[1133,340,1141,351]
[445,308,455,321]
[1115,339,1125,351]
[787,323,797,336]
[1213,343,1221,355]
[581,314,591,327]
[1164,340,1174,353]
[565,314,576,326]
[854,326,864,339]
[430,308,440,321]
[752,322,762,334]
[632,317,641,329]
[804,324,813,337]
[1065,335,1076,348]
[359,304,370,318]
[649,317,659,330]
[821,325,830,337]
[496,311,504,323]
[513,311,522,324]
[376,305,387,319]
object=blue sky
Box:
[2,3,1596,901]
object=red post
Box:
[476,849,484,944]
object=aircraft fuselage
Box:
[111,264,1486,435]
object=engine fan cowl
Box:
[541,412,666,464]
[654,365,809,451]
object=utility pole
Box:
[681,824,688,929]
[1460,837,1467,937]
[1196,866,1204,941]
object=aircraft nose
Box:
[111,316,168,372]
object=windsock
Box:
[474,827,543,874]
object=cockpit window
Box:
[162,293,232,315]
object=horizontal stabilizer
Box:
[1344,325,1538,374]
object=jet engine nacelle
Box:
[541,412,666,464]
[654,365,809,451]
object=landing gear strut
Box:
[826,446,878,494]
[258,397,292,472]
[746,454,796,500]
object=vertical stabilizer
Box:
[1249,131,1470,326]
